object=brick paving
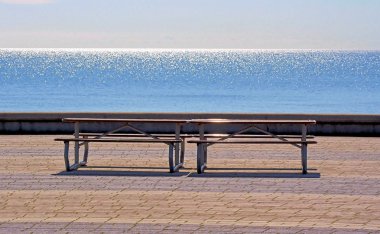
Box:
[0,135,379,233]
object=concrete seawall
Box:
[1,112,380,136]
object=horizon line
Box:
[1,48,380,52]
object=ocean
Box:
[0,49,379,114]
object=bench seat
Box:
[187,140,317,144]
[55,137,181,143]
[77,133,314,139]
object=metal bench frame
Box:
[188,139,317,174]
[54,138,182,173]
[187,121,317,174]
[56,118,188,173]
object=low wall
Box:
[0,112,380,136]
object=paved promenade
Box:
[0,135,379,233]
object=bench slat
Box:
[78,133,314,139]
[63,118,187,123]
[202,134,315,139]
[189,119,316,125]
[78,133,191,137]
[187,140,317,144]
[55,138,181,143]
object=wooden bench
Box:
[57,118,316,175]
[54,137,182,173]
[188,139,317,174]
[58,118,188,173]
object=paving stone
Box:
[0,135,379,232]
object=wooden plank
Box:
[62,118,188,123]
[78,133,188,137]
[55,138,182,143]
[187,140,317,144]
[63,118,316,125]
[189,119,316,125]
[78,133,315,138]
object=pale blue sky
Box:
[0,0,379,49]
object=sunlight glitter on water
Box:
[0,49,379,113]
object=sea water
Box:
[0,49,379,113]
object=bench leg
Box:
[180,139,185,165]
[197,143,206,174]
[301,124,308,174]
[175,143,180,166]
[64,141,70,171]
[172,140,185,172]
[174,123,181,168]
[80,142,89,166]
[203,138,208,164]
[74,122,80,165]
[301,143,308,174]
[168,143,174,173]
[63,141,80,171]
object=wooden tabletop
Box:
[188,119,316,125]
[62,118,188,123]
[63,118,316,125]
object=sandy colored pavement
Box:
[0,135,380,233]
